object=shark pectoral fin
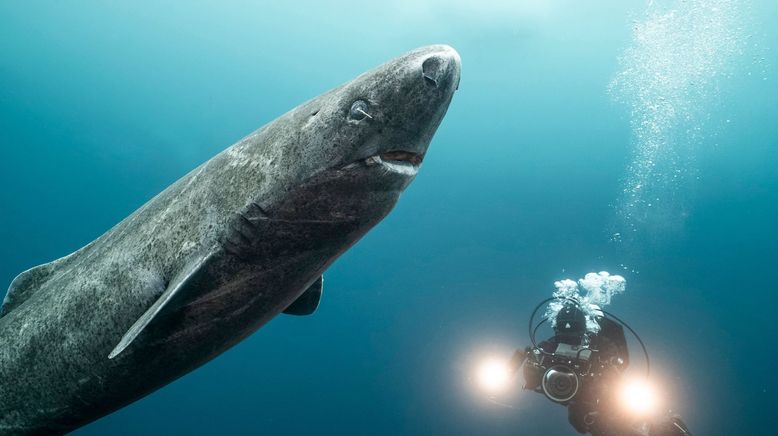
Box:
[283,276,323,316]
[108,253,212,359]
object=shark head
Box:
[243,45,461,232]
[197,44,463,272]
[305,43,462,174]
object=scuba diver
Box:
[507,299,691,436]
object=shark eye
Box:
[348,100,372,121]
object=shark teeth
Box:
[364,155,383,166]
[380,151,423,166]
[363,151,423,167]
[381,160,419,176]
[340,152,422,174]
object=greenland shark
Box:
[0,45,461,434]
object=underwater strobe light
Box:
[619,378,659,416]
[475,357,512,395]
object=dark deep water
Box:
[1,1,776,434]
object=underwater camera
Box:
[527,343,591,403]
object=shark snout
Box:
[355,45,460,173]
[328,45,461,180]
[421,45,461,92]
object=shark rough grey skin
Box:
[0,45,461,434]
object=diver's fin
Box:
[108,253,212,359]
[283,276,323,316]
[1,257,70,317]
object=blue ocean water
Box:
[0,1,776,434]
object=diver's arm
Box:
[588,412,690,436]
[649,413,691,436]
[613,412,691,436]
[507,347,529,373]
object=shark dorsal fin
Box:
[2,241,97,318]
[1,257,69,317]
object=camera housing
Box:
[523,342,619,405]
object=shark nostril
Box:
[422,56,443,88]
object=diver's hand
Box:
[507,347,528,373]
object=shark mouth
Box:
[378,151,423,166]
[364,151,422,167]
[341,150,424,176]
[361,151,423,176]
